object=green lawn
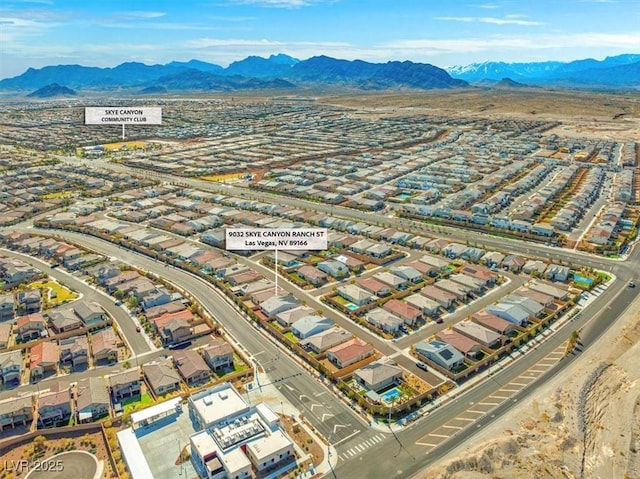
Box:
[123,393,153,413]
[284,331,299,344]
[30,280,78,304]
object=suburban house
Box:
[317,260,350,279]
[275,305,315,328]
[291,316,335,339]
[16,289,41,314]
[436,329,482,359]
[336,284,374,307]
[297,265,328,286]
[0,323,10,349]
[382,299,422,326]
[0,350,22,385]
[356,277,392,297]
[453,321,502,348]
[420,285,456,309]
[73,301,105,327]
[37,388,71,428]
[354,360,403,392]
[143,358,181,396]
[91,328,119,363]
[502,295,546,317]
[261,295,301,318]
[366,308,404,334]
[173,349,211,385]
[414,340,465,371]
[76,377,110,423]
[390,266,424,284]
[486,303,530,326]
[0,395,32,431]
[300,327,353,354]
[15,313,47,342]
[202,339,234,371]
[49,308,83,333]
[471,311,517,336]
[373,271,408,290]
[404,294,440,317]
[161,317,193,346]
[107,368,141,401]
[29,341,59,380]
[0,293,15,322]
[59,335,89,369]
[327,338,375,369]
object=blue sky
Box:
[1,0,639,79]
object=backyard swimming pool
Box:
[381,387,402,404]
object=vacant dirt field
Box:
[416,292,640,479]
[319,89,640,141]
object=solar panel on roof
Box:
[439,349,453,360]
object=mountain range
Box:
[0,54,466,94]
[446,53,640,87]
[1,53,638,96]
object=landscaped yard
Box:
[29,280,78,304]
[284,331,299,344]
[123,392,154,413]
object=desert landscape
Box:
[417,289,640,479]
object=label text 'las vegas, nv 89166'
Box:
[225,228,327,251]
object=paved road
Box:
[333,271,638,479]
[0,248,151,356]
[19,229,370,445]
[12,159,640,477]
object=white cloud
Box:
[436,16,545,26]
[116,11,166,20]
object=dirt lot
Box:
[319,89,640,141]
[416,293,640,479]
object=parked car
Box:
[416,361,428,371]
[435,317,444,324]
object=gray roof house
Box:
[366,308,404,334]
[486,303,530,326]
[142,358,181,396]
[415,340,464,371]
[76,377,109,423]
[291,316,335,339]
[0,350,22,384]
[502,294,545,317]
[300,327,353,354]
[73,301,105,327]
[317,260,350,279]
[354,361,403,392]
[390,266,423,284]
[336,284,374,307]
[261,295,301,318]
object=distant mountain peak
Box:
[27,83,76,98]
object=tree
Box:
[114,290,125,301]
